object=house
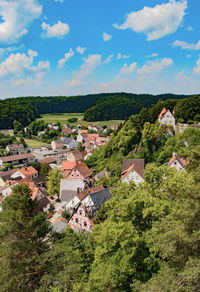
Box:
[1,180,18,199]
[167,153,187,171]
[52,217,68,233]
[6,144,25,155]
[66,162,93,183]
[51,140,63,151]
[63,123,71,129]
[61,161,77,177]
[122,159,145,173]
[67,150,85,162]
[121,163,144,185]
[60,137,77,149]
[66,185,104,210]
[40,145,51,151]
[77,129,85,143]
[0,153,35,170]
[62,128,73,136]
[0,168,20,188]
[68,202,94,233]
[85,134,99,144]
[158,108,176,128]
[82,187,112,217]
[60,178,88,203]
[11,166,38,180]
[94,168,109,181]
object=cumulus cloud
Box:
[74,54,102,78]
[120,62,137,74]
[57,48,74,68]
[113,0,187,41]
[104,54,113,64]
[137,58,173,75]
[103,32,112,41]
[41,21,69,38]
[116,53,130,60]
[0,50,49,78]
[172,40,200,50]
[145,53,158,58]
[76,46,86,55]
[193,55,200,75]
[0,0,42,44]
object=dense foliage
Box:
[0,92,189,129]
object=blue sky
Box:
[0,0,200,98]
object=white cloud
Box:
[76,46,86,55]
[193,55,200,75]
[41,21,69,38]
[172,40,200,50]
[120,62,137,74]
[116,53,130,60]
[104,54,113,64]
[145,53,158,58]
[186,54,191,58]
[74,54,102,78]
[57,48,74,68]
[137,58,173,75]
[103,32,112,41]
[187,25,193,31]
[54,0,64,2]
[0,50,49,78]
[113,0,187,41]
[0,0,42,44]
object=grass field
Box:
[24,139,48,148]
[38,113,123,128]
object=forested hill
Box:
[0,92,190,129]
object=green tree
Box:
[0,184,51,291]
[40,163,49,176]
[47,168,63,198]
[13,120,24,134]
[76,142,85,152]
[2,162,13,171]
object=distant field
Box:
[38,113,123,127]
[24,139,48,148]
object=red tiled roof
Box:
[38,157,57,165]
[61,161,77,171]
[167,154,187,168]
[77,185,104,201]
[19,166,38,177]
[85,134,99,142]
[120,163,144,181]
[75,162,93,178]
[158,107,167,119]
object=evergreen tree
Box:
[47,168,63,198]
[0,184,51,291]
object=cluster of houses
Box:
[0,109,188,233]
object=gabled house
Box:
[61,161,77,177]
[167,153,187,171]
[60,137,77,150]
[62,128,73,136]
[51,140,63,151]
[66,162,93,183]
[11,166,38,180]
[68,202,94,233]
[0,168,20,188]
[6,144,25,155]
[67,150,85,162]
[122,159,145,173]
[65,185,104,210]
[158,108,176,128]
[121,163,144,185]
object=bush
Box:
[67,118,78,123]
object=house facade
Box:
[167,153,187,171]
[121,163,144,185]
[68,203,94,233]
[158,108,176,128]
[0,153,35,169]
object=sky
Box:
[0,0,200,98]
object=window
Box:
[84,222,87,227]
[79,210,82,215]
[75,218,78,223]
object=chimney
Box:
[173,152,177,157]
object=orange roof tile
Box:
[19,166,38,177]
[120,163,144,181]
[75,162,93,178]
[61,161,77,171]
[158,107,167,119]
[77,185,104,201]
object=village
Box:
[0,108,189,233]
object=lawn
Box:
[24,139,48,148]
[38,113,123,128]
